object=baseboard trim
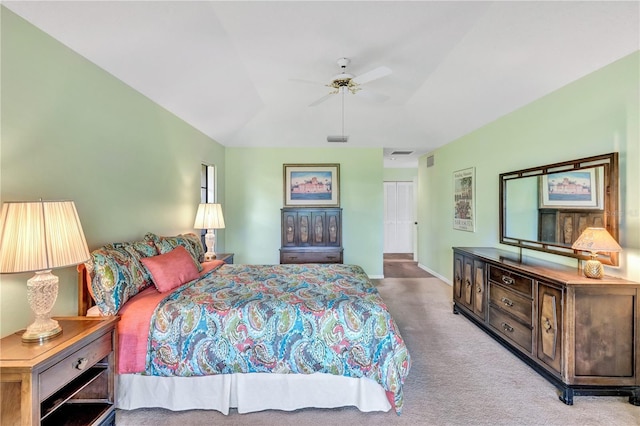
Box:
[417,263,451,285]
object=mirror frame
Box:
[499,152,619,266]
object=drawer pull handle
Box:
[326,256,336,259]
[501,322,514,333]
[74,357,89,370]
[476,285,482,293]
[501,297,514,307]
[465,279,472,287]
[501,276,515,285]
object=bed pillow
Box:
[141,246,200,292]
[87,240,158,315]
[144,232,204,271]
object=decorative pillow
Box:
[141,246,200,293]
[108,240,158,258]
[144,232,204,271]
[88,241,158,315]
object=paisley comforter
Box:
[145,263,411,413]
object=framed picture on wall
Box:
[453,167,475,232]
[283,164,340,207]
[539,168,603,209]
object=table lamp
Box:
[0,200,90,342]
[193,203,225,260]
[571,227,622,279]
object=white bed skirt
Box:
[117,372,392,415]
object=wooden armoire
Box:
[280,208,343,264]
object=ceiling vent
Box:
[327,135,349,143]
[390,150,414,156]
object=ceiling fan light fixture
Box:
[305,57,391,106]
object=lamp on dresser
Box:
[571,227,622,279]
[193,203,225,260]
[0,200,90,342]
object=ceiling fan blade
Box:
[355,89,389,103]
[309,93,334,107]
[352,66,392,85]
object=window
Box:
[199,164,216,247]
[201,164,216,203]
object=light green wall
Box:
[2,5,637,339]
[0,8,226,337]
[225,148,384,277]
[383,168,417,181]
[418,51,640,283]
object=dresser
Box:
[0,316,119,425]
[453,247,639,405]
[280,208,343,264]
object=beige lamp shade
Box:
[571,227,622,279]
[571,227,622,255]
[193,203,225,230]
[0,200,90,273]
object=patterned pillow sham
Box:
[144,232,204,271]
[88,240,158,315]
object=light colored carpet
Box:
[116,277,639,426]
[384,254,434,278]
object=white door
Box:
[384,181,414,253]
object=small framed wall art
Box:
[283,164,340,207]
[453,167,475,232]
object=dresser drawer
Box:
[280,249,343,264]
[490,283,533,325]
[488,265,533,297]
[489,306,532,353]
[39,331,113,400]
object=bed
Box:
[78,233,411,415]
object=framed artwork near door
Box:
[283,164,340,207]
[453,167,475,232]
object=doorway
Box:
[384,181,414,254]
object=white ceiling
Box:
[4,1,639,167]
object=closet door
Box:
[384,181,414,253]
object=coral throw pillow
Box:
[141,246,200,293]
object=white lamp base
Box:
[204,229,217,260]
[22,270,62,343]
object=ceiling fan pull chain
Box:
[342,90,345,138]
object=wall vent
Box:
[327,135,349,143]
[427,155,435,167]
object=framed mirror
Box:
[500,153,619,266]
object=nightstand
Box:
[0,316,119,426]
[216,253,234,264]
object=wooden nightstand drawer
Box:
[39,331,112,400]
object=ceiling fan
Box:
[299,58,392,107]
